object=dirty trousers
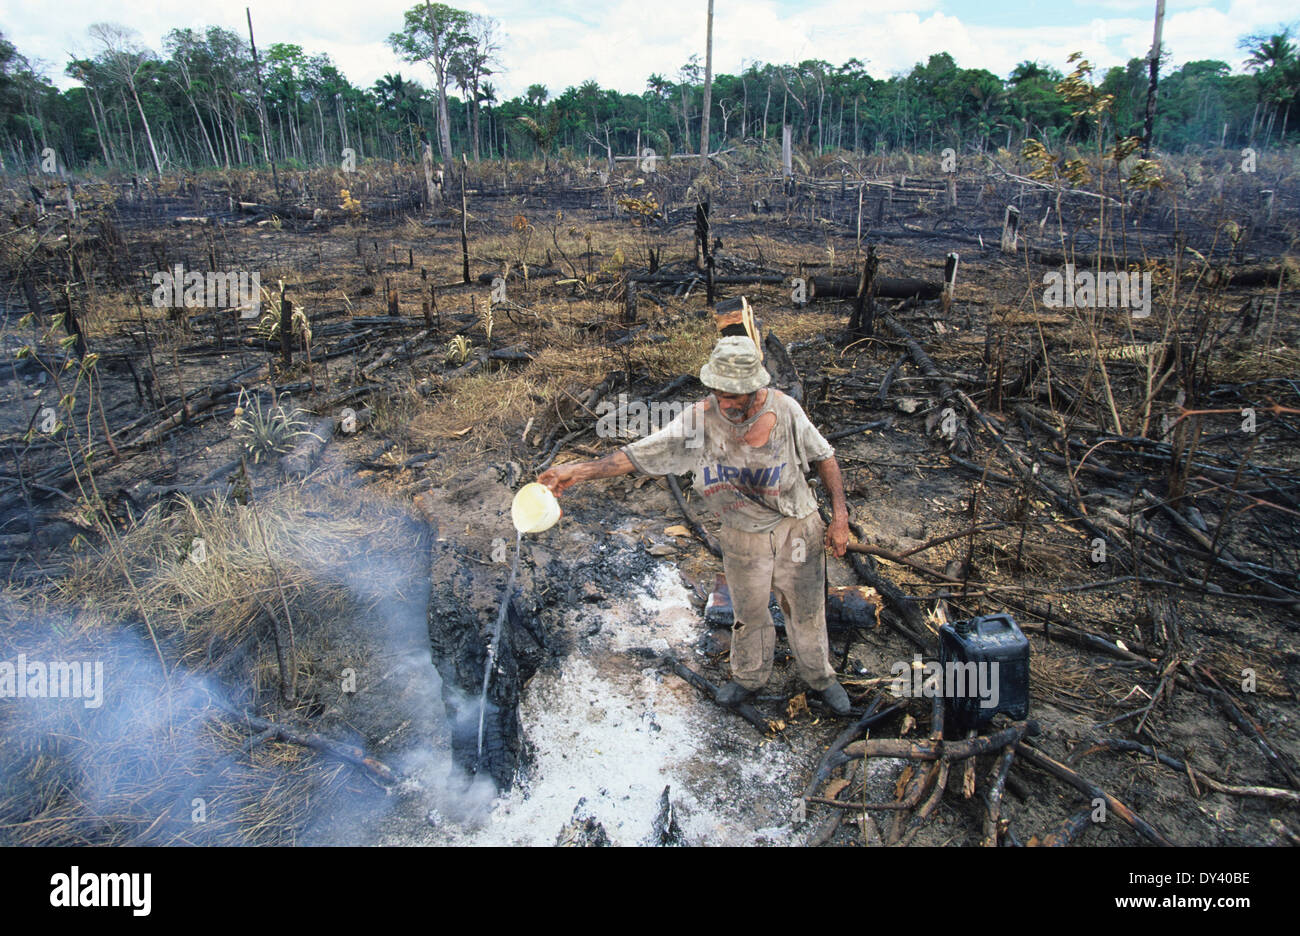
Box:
[718,511,837,692]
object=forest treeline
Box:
[0,2,1296,175]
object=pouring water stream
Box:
[476,527,522,766]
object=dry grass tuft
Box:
[0,481,428,845]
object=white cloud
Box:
[1,0,1293,97]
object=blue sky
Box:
[0,0,1293,99]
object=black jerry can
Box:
[938,612,1030,733]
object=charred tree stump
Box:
[847,248,877,341]
[622,276,638,324]
[279,288,292,369]
[425,525,545,791]
[942,252,959,314]
[21,277,47,325]
[57,289,88,361]
[694,200,714,307]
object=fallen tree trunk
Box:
[126,363,270,450]
[476,268,562,284]
[237,200,341,222]
[630,272,785,285]
[280,416,336,479]
[810,275,941,301]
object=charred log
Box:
[426,530,545,790]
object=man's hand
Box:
[538,450,636,496]
[537,463,582,496]
[814,455,851,557]
[824,514,850,558]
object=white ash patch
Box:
[444,561,801,846]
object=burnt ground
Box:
[1,150,1298,846]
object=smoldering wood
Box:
[9,149,1300,851]
[425,528,546,790]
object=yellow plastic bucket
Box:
[512,482,561,533]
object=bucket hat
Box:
[699,335,770,394]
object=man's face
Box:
[713,390,755,423]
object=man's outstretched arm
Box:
[538,450,635,496]
[814,455,850,557]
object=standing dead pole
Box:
[246,8,281,204]
[1142,0,1166,158]
[459,153,471,284]
[856,184,864,259]
[694,200,716,304]
[782,124,793,193]
[1001,205,1020,255]
[699,0,714,160]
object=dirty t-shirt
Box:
[621,389,835,533]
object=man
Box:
[539,335,854,715]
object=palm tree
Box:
[1242,30,1297,143]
